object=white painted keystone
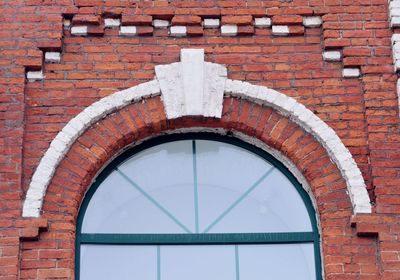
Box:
[23,48,372,218]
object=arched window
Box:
[76,133,322,280]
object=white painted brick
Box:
[322,51,342,61]
[221,25,238,36]
[390,7,400,17]
[203,18,220,28]
[391,33,400,44]
[45,52,61,63]
[390,1,400,9]
[391,17,400,27]
[27,71,44,81]
[170,25,187,37]
[272,25,289,36]
[71,26,88,36]
[105,18,121,27]
[303,16,322,27]
[153,19,170,28]
[119,26,137,36]
[254,17,271,27]
[342,68,361,78]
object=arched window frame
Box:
[75,133,322,280]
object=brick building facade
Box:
[1,0,400,279]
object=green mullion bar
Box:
[80,232,315,245]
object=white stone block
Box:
[203,18,220,28]
[153,19,170,28]
[27,71,44,81]
[391,33,400,44]
[119,26,137,36]
[170,25,187,37]
[272,25,289,36]
[45,52,61,63]
[322,51,342,61]
[105,18,121,27]
[221,25,238,36]
[254,17,272,27]
[303,16,322,27]
[342,68,361,78]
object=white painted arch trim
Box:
[22,49,371,218]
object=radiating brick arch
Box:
[22,48,371,218]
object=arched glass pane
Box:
[82,139,312,233]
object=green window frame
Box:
[75,133,322,280]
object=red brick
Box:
[72,14,101,25]
[122,15,152,26]
[221,15,253,25]
[272,15,303,25]
[171,15,202,26]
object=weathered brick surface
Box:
[0,0,399,279]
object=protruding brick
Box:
[170,26,187,37]
[254,17,271,27]
[119,26,137,36]
[153,19,170,28]
[122,15,152,26]
[87,25,105,36]
[172,15,202,26]
[203,18,220,28]
[136,26,154,36]
[71,26,88,36]
[104,18,121,27]
[272,25,289,36]
[221,15,253,26]
[72,14,101,25]
[342,68,361,78]
[303,16,322,27]
[187,26,203,36]
[272,15,303,25]
[45,52,61,63]
[238,25,255,35]
[27,71,44,81]
[323,51,342,61]
[221,25,238,36]
[288,25,304,35]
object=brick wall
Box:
[0,0,399,279]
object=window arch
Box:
[76,133,322,280]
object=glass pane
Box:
[82,141,194,233]
[207,169,312,233]
[160,245,236,280]
[239,243,315,280]
[196,140,311,233]
[80,245,157,280]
